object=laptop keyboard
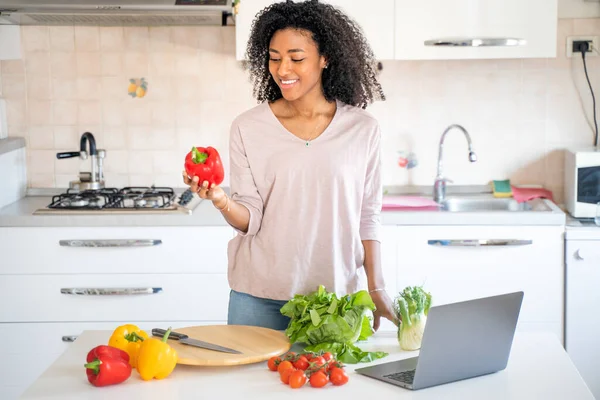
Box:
[384,369,416,384]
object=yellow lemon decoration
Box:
[128,78,148,98]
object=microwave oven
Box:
[565,148,600,218]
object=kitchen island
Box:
[19,330,593,399]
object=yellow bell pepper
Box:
[136,326,178,381]
[108,324,149,368]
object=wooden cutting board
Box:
[164,325,292,366]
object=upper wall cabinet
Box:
[395,0,558,60]
[0,26,22,60]
[235,0,395,61]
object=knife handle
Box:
[152,328,188,340]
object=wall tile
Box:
[49,27,75,52]
[100,27,125,52]
[54,126,79,149]
[1,22,599,201]
[28,126,55,149]
[22,26,49,53]
[75,27,100,52]
[50,53,77,78]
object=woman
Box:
[183,0,398,332]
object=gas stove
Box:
[33,186,198,215]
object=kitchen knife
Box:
[152,328,243,355]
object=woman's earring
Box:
[324,64,328,69]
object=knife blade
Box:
[152,328,243,355]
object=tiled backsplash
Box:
[1,19,599,203]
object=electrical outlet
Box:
[567,36,599,58]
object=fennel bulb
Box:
[394,286,432,351]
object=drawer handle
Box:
[61,287,163,295]
[59,239,162,248]
[428,239,533,247]
[62,335,78,342]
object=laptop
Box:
[355,291,524,390]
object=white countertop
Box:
[0,189,566,227]
[20,330,593,399]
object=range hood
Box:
[0,0,234,26]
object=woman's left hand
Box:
[370,290,400,332]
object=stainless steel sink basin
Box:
[439,196,551,212]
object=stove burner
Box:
[69,199,89,207]
[47,186,176,210]
[134,198,158,208]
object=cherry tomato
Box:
[328,360,344,372]
[321,352,334,362]
[280,367,297,384]
[267,356,281,372]
[277,360,294,375]
[309,371,329,388]
[311,356,326,367]
[330,367,349,386]
[289,370,307,389]
[293,355,309,371]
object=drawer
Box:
[0,274,231,322]
[0,226,234,274]
[0,320,224,397]
[396,225,564,323]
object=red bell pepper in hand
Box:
[184,146,225,187]
[84,345,132,387]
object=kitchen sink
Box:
[439,195,551,212]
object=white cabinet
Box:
[395,225,565,342]
[565,239,600,400]
[377,225,399,333]
[235,0,395,60]
[394,0,558,60]
[0,225,235,400]
[235,0,558,61]
[0,26,21,60]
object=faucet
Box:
[57,132,106,191]
[433,124,477,203]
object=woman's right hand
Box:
[182,171,227,209]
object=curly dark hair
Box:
[244,0,385,109]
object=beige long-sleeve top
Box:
[226,99,382,301]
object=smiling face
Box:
[268,28,327,102]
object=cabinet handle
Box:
[428,239,533,247]
[575,249,584,260]
[59,239,162,247]
[61,287,163,295]
[62,335,78,342]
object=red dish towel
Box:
[511,186,554,203]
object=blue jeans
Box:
[227,290,291,331]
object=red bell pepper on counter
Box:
[84,345,132,387]
[184,146,225,187]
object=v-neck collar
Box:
[265,99,341,146]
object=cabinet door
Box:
[377,225,399,332]
[322,0,395,60]
[565,240,600,399]
[395,0,558,60]
[235,0,273,60]
[0,274,231,322]
[235,0,395,60]
[0,226,234,274]
[396,225,564,340]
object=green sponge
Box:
[491,180,513,198]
